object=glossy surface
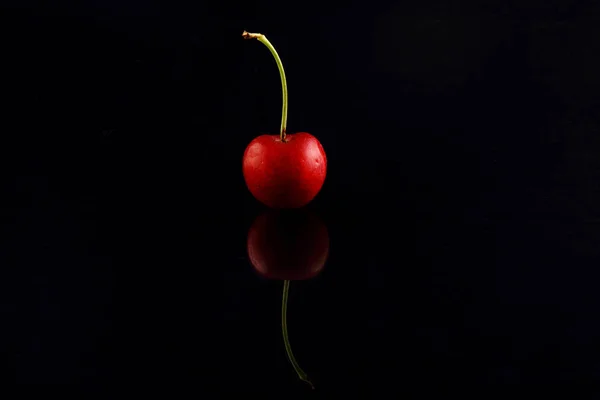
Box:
[247,209,329,280]
[5,2,600,394]
[242,132,327,209]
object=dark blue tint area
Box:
[1,0,599,394]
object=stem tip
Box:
[242,31,263,39]
[303,378,315,390]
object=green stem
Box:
[281,280,314,389]
[242,31,288,142]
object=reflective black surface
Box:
[1,0,600,393]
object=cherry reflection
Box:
[247,209,329,281]
[247,209,329,389]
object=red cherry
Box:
[242,31,327,208]
[247,209,329,280]
[243,132,327,209]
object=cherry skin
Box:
[242,132,327,209]
[247,208,329,280]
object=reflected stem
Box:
[282,279,314,389]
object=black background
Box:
[1,0,600,393]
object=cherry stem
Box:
[281,280,314,389]
[242,31,288,142]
